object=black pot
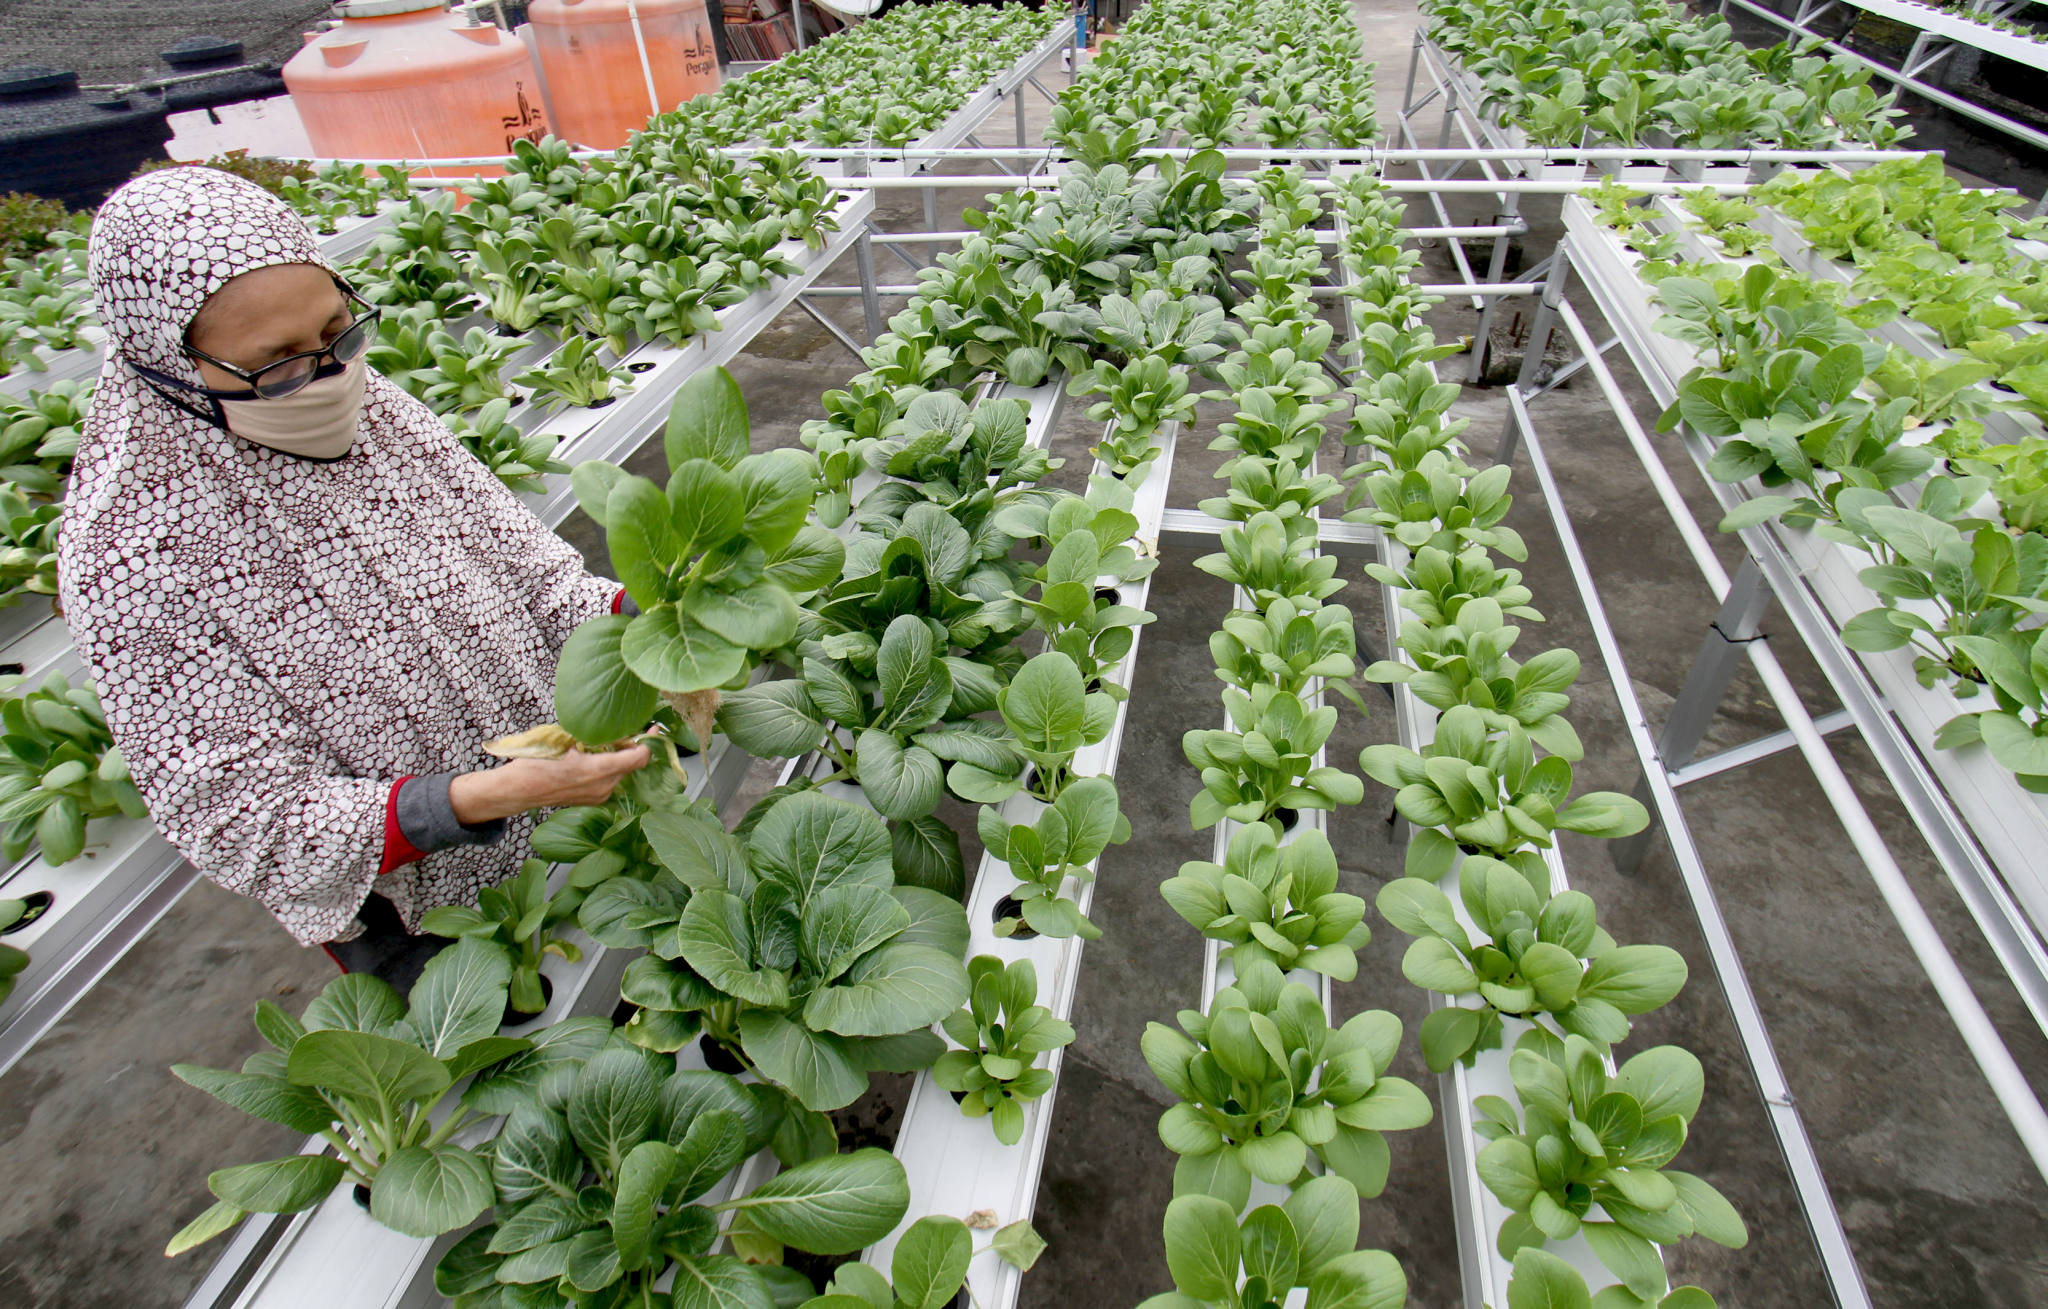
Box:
[2,889,53,935]
[1270,807,1301,834]
[699,1036,747,1076]
[587,395,618,409]
[628,361,657,374]
[992,894,1039,940]
[352,1182,372,1211]
[503,972,555,1025]
[1094,586,1122,606]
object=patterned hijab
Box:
[61,168,616,945]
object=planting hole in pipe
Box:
[993,894,1039,939]
[2,890,52,934]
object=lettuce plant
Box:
[702,215,801,294]
[165,939,576,1254]
[554,368,844,743]
[0,673,147,864]
[1203,455,1345,535]
[1143,960,1431,1205]
[1476,1031,1747,1299]
[1345,453,1527,562]
[442,399,570,496]
[1366,544,1543,630]
[934,956,1075,1144]
[435,1048,910,1307]
[801,1216,1045,1308]
[1342,360,1470,473]
[1826,481,2042,698]
[717,613,1013,872]
[1161,825,1370,981]
[1367,598,1585,760]
[1358,710,1648,863]
[514,334,632,412]
[468,232,552,332]
[0,247,92,372]
[860,391,1054,541]
[1193,511,1346,609]
[962,651,1118,804]
[1377,855,1688,1069]
[1070,353,1198,472]
[1183,683,1364,831]
[1003,504,1157,703]
[1503,1247,1719,1309]
[413,326,521,416]
[546,252,640,356]
[1141,1177,1407,1309]
[1209,597,1365,710]
[422,859,591,1018]
[979,775,1129,940]
[595,793,970,1113]
[799,376,908,527]
[0,378,87,496]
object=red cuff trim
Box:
[378,775,426,876]
[611,587,628,614]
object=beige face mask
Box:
[216,356,369,461]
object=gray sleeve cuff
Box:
[618,589,639,616]
[396,772,506,855]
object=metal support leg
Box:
[1400,31,1424,121]
[1495,245,1571,465]
[1612,560,1771,874]
[1466,207,1519,384]
[1015,87,1027,147]
[853,232,883,343]
[923,185,939,234]
[792,295,867,362]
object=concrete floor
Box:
[6,2,2048,1305]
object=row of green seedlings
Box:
[163,369,1059,1308]
[0,377,83,609]
[1136,167,1416,1309]
[1421,0,1911,152]
[1586,161,2048,791]
[650,2,1057,151]
[1331,172,1749,1308]
[0,671,147,1010]
[1,0,1053,379]
[349,138,843,467]
[1050,0,1377,165]
[0,226,92,377]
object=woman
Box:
[60,166,646,986]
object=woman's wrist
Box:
[447,768,518,826]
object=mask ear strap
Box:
[128,361,231,431]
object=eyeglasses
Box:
[182,285,381,400]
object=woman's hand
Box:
[447,745,652,826]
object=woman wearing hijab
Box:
[59,166,646,987]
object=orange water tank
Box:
[282,0,548,165]
[526,0,722,150]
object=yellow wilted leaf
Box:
[483,724,581,759]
